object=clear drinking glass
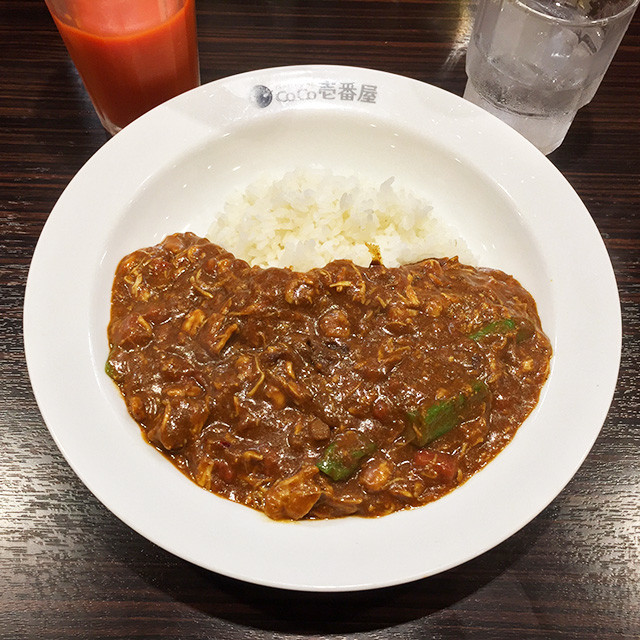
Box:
[45,0,200,135]
[464,0,639,154]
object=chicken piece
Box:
[263,466,322,520]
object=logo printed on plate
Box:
[251,81,378,107]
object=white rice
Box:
[206,166,472,271]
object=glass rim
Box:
[511,0,640,26]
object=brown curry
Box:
[106,232,551,520]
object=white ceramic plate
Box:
[24,65,621,592]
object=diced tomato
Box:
[110,312,152,348]
[142,302,171,325]
[371,395,392,421]
[212,459,236,483]
[146,257,171,276]
[413,449,459,484]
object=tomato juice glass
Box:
[45,0,200,135]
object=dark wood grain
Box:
[1,1,639,638]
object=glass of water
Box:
[464,0,638,154]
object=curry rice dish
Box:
[106,232,551,520]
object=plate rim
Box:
[23,64,622,592]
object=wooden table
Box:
[2,1,639,637]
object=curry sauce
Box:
[107,232,551,520]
